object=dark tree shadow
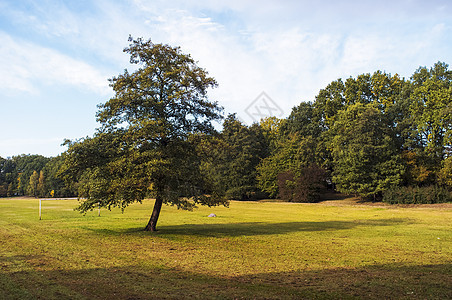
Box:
[82,218,411,238]
[159,218,411,237]
[1,258,450,299]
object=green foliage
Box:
[438,156,452,187]
[0,156,8,197]
[201,114,268,200]
[27,170,39,198]
[383,185,452,204]
[0,154,50,197]
[259,116,283,152]
[257,101,327,199]
[328,103,404,199]
[3,61,452,207]
[0,157,18,197]
[0,156,7,197]
[277,165,327,203]
[313,78,346,125]
[257,134,320,198]
[256,153,282,198]
[280,101,322,138]
[43,155,76,197]
[400,150,436,186]
[0,154,81,199]
[37,170,45,197]
[410,62,452,162]
[62,37,227,230]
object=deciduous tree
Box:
[328,103,404,199]
[28,170,39,198]
[62,37,226,231]
[257,134,320,198]
[201,114,268,200]
[37,170,46,198]
[410,62,452,161]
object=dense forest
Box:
[1,61,451,205]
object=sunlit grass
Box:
[1,197,451,299]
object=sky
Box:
[1,0,452,158]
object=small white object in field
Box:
[208,213,216,217]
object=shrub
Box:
[277,171,297,202]
[382,185,452,204]
[277,165,328,203]
[0,184,7,197]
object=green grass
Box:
[1,197,451,299]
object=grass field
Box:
[0,197,451,299]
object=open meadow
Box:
[0,197,451,299]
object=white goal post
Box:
[38,198,100,220]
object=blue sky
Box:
[1,0,452,157]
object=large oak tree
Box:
[62,37,227,231]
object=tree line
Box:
[199,61,452,204]
[2,61,450,203]
[257,62,452,203]
[1,37,451,230]
[0,154,75,198]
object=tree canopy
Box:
[62,37,227,231]
[201,114,268,200]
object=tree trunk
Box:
[144,196,163,231]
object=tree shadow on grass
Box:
[160,218,412,237]
[1,258,450,299]
[84,218,411,238]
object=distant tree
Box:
[0,156,4,176]
[62,37,227,231]
[259,117,283,153]
[282,100,331,169]
[328,103,404,199]
[257,134,320,198]
[202,115,268,200]
[0,157,7,197]
[438,156,452,188]
[0,157,14,197]
[294,164,328,202]
[277,165,327,203]
[3,159,16,196]
[400,150,436,186]
[280,101,322,138]
[28,170,39,198]
[257,100,326,199]
[0,185,7,198]
[410,62,452,162]
[313,79,346,125]
[44,155,76,197]
[277,171,296,201]
[37,170,46,198]
[13,155,49,196]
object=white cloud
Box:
[1,0,452,158]
[0,32,111,97]
[139,8,266,119]
[126,1,452,124]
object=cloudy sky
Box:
[1,0,451,157]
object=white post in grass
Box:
[39,199,42,220]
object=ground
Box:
[1,196,451,299]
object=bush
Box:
[383,185,452,204]
[0,184,7,197]
[277,165,328,203]
[277,171,297,202]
